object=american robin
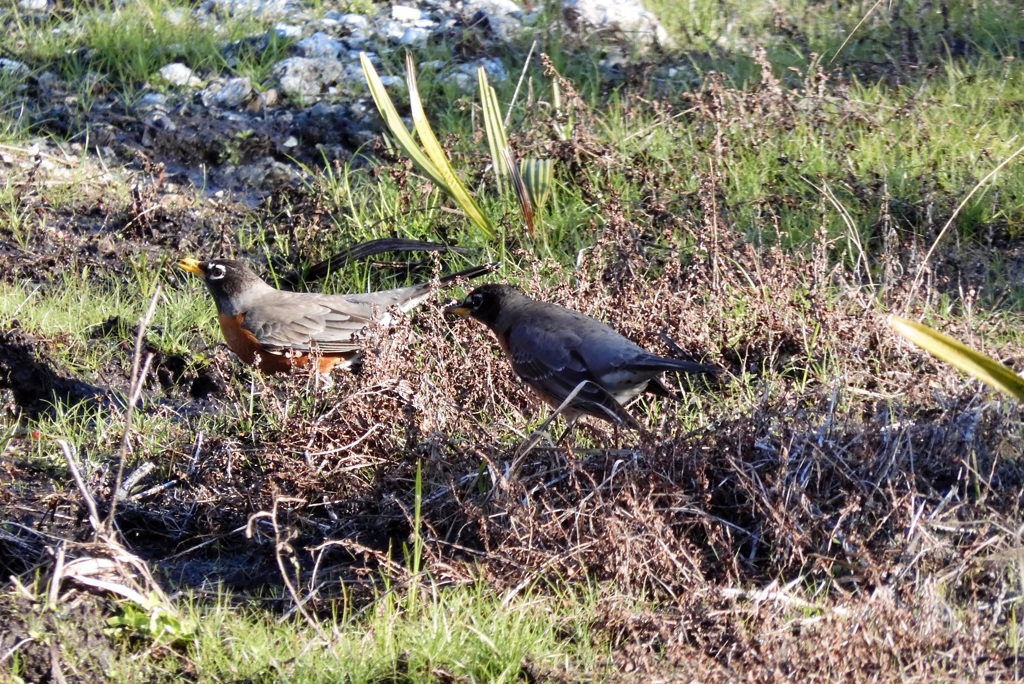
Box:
[180,257,492,375]
[446,284,720,429]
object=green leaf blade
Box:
[360,52,450,193]
[404,53,497,239]
[890,315,1024,401]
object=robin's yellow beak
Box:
[445,301,471,318]
[178,257,206,277]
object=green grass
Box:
[0,267,210,353]
[0,0,293,144]
[0,70,32,143]
[46,580,604,683]
[649,0,1024,67]
[22,0,290,86]
[288,2,1024,296]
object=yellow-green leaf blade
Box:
[502,146,534,237]
[404,53,497,239]
[360,52,450,193]
[890,315,1024,401]
[520,157,553,214]
[479,67,509,193]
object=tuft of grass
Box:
[158,582,602,683]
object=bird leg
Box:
[554,416,580,446]
[510,381,591,478]
[304,346,335,391]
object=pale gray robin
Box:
[179,257,491,375]
[446,284,720,429]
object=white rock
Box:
[159,63,202,87]
[135,93,169,111]
[208,0,288,17]
[450,71,474,92]
[163,7,189,25]
[18,0,47,10]
[465,0,521,12]
[448,58,507,92]
[399,26,433,45]
[335,14,369,46]
[562,0,673,49]
[380,20,407,42]
[202,77,253,108]
[296,32,342,59]
[337,13,369,31]
[274,23,304,39]
[342,62,367,83]
[391,5,425,22]
[466,57,507,82]
[463,0,523,42]
[273,57,345,99]
[0,59,29,77]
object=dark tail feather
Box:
[305,238,467,282]
[647,356,722,375]
[645,358,722,402]
[438,262,498,284]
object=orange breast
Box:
[217,313,294,374]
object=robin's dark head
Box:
[445,283,519,328]
[178,258,270,308]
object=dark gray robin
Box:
[446,284,720,429]
[180,257,491,375]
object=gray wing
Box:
[569,320,720,395]
[245,282,440,354]
[244,294,378,354]
[506,320,640,427]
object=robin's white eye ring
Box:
[208,264,226,280]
